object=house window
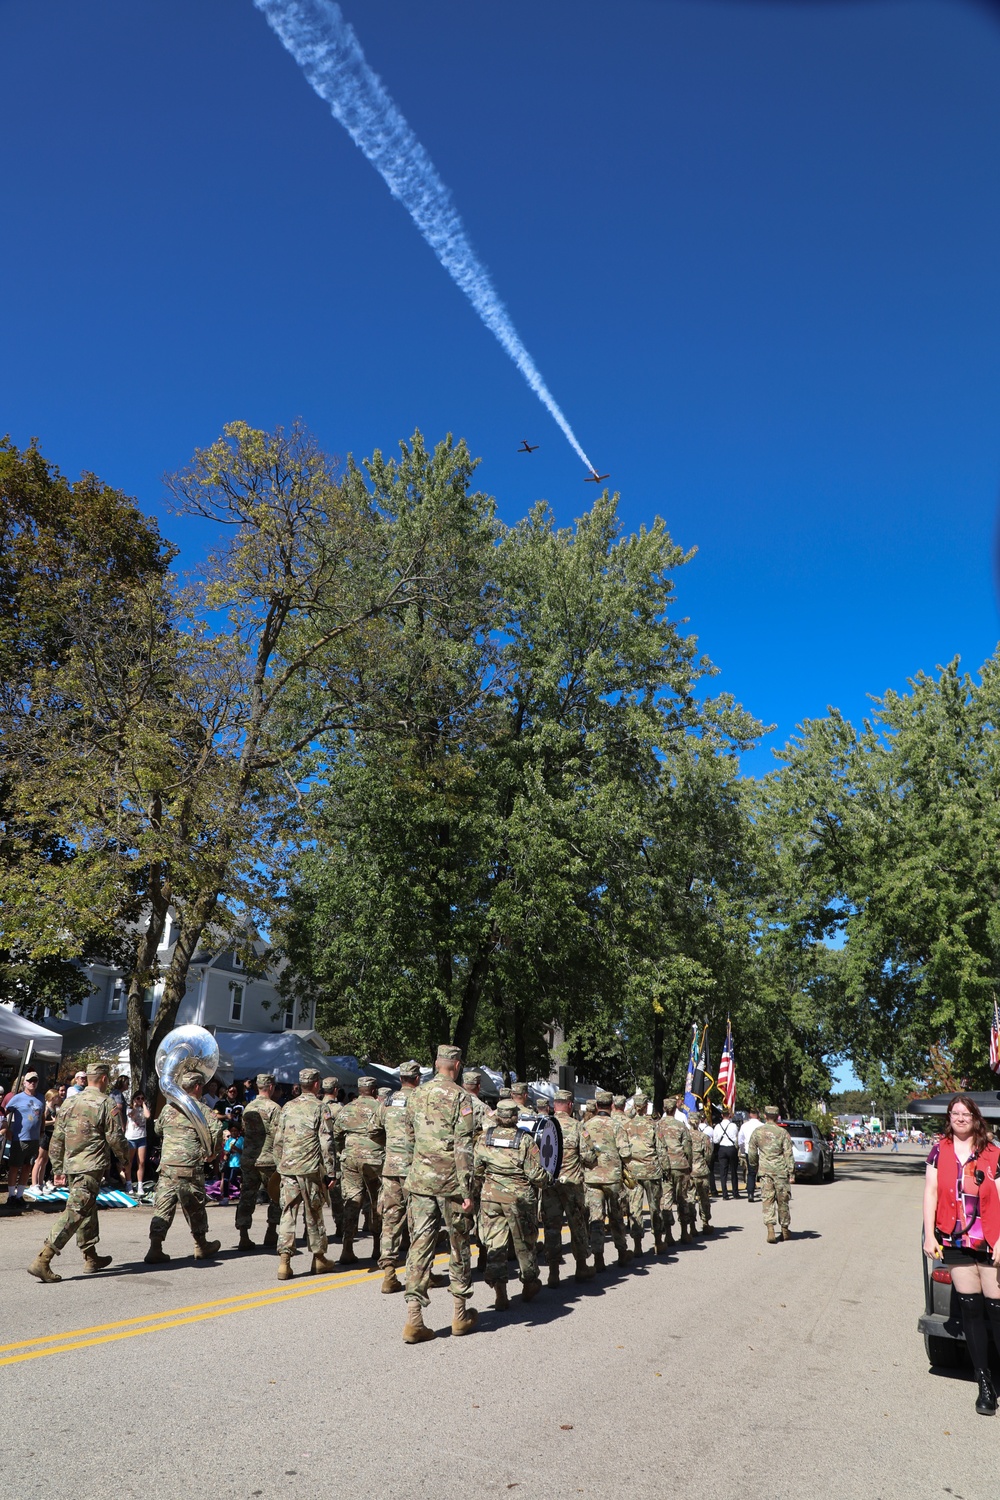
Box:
[283,1002,295,1030]
[108,980,124,1015]
[232,952,243,969]
[230,983,244,1023]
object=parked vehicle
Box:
[781,1119,835,1182]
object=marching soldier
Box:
[534,1097,553,1118]
[748,1105,795,1243]
[273,1068,336,1280]
[378,1060,420,1293]
[689,1111,715,1233]
[27,1063,130,1282]
[145,1066,223,1265]
[333,1076,386,1266]
[320,1076,344,1238]
[510,1081,535,1119]
[473,1097,549,1310]
[401,1044,477,1344]
[543,1088,597,1284]
[461,1069,489,1135]
[583,1089,632,1272]
[655,1095,694,1245]
[235,1072,281,1252]
[623,1091,663,1255]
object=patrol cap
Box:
[321,1075,339,1093]
[299,1067,321,1086]
[176,1065,203,1089]
[595,1088,613,1106]
[257,1073,276,1090]
[764,1104,780,1119]
[462,1069,482,1088]
[633,1091,648,1109]
[496,1099,519,1121]
[399,1059,421,1081]
[535,1098,552,1113]
[663,1094,678,1110]
[436,1044,462,1062]
[358,1076,377,1089]
[377,1086,392,1099]
[499,1087,512,1099]
[613,1094,626,1109]
[554,1088,574,1103]
[511,1081,528,1097]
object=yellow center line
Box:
[1,1251,456,1368]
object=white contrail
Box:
[252,0,596,473]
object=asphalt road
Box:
[0,1149,987,1500]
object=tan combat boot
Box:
[522,1276,543,1303]
[680,1222,693,1244]
[277,1252,293,1280]
[263,1224,278,1250]
[144,1237,170,1265]
[654,1234,664,1255]
[617,1246,633,1268]
[237,1228,255,1252]
[493,1282,510,1311]
[381,1268,404,1294]
[311,1252,337,1275]
[27,1244,61,1283]
[338,1231,359,1267]
[82,1248,112,1272]
[193,1236,220,1260]
[766,1224,777,1244]
[662,1225,675,1248]
[593,1251,606,1274]
[632,1232,643,1256]
[451,1296,479,1335]
[574,1258,596,1283]
[546,1254,561,1288]
[781,1226,791,1242]
[402,1301,437,1344]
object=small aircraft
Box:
[585,469,610,484]
[517,440,539,453]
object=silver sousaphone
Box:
[516,1115,563,1179]
[154,1024,220,1158]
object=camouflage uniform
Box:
[623,1093,663,1252]
[41,1081,129,1265]
[236,1074,282,1244]
[150,1090,223,1248]
[461,1070,489,1262]
[320,1080,344,1234]
[542,1090,597,1279]
[333,1081,386,1259]
[688,1114,714,1231]
[655,1097,695,1242]
[748,1108,794,1240]
[273,1073,334,1259]
[379,1063,420,1278]
[583,1092,632,1266]
[474,1101,549,1300]
[402,1051,475,1313]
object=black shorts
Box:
[941,1244,994,1266]
[7,1138,39,1170]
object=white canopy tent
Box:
[218,1030,361,1089]
[0,1008,65,1064]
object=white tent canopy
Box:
[0,1007,65,1063]
[218,1030,361,1088]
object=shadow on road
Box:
[832,1154,926,1180]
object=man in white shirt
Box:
[737,1107,763,1202]
[713,1109,741,1199]
[673,1104,690,1127]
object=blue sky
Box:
[4,0,1000,1083]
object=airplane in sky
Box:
[585,469,610,483]
[517,440,539,453]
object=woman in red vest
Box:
[924,1093,1000,1414]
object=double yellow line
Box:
[0,1261,397,1368]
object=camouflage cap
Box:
[495,1099,519,1120]
[511,1081,529,1097]
[436,1044,462,1062]
[176,1065,203,1089]
[86,1062,111,1081]
[554,1088,574,1103]
[613,1094,626,1109]
[462,1069,482,1088]
[398,1059,421,1081]
[358,1076,377,1089]
[299,1067,321,1086]
[535,1098,552,1112]
[257,1073,276,1090]
[499,1087,512,1099]
[764,1104,780,1118]
[377,1086,392,1099]
[594,1088,613,1106]
[633,1090,649,1108]
[321,1075,339,1093]
[663,1094,678,1110]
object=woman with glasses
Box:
[924,1094,1000,1414]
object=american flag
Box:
[991,997,1000,1074]
[717,1019,736,1110]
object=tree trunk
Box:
[652,1011,665,1112]
[451,943,493,1060]
[145,888,221,1083]
[127,910,169,1096]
